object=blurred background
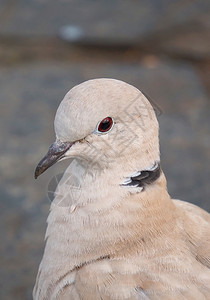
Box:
[0,0,210,299]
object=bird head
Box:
[35,78,160,182]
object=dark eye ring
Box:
[95,117,114,134]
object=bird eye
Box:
[95,117,114,134]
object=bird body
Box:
[34,79,210,300]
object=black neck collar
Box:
[121,161,161,190]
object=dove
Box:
[33,78,210,300]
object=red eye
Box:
[97,117,114,133]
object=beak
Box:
[34,140,74,179]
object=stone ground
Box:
[0,1,210,299]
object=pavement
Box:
[0,1,210,299]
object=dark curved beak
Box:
[34,140,73,179]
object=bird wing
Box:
[173,199,210,269]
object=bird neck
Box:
[46,161,176,270]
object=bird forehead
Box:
[54,93,118,142]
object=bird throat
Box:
[121,161,161,190]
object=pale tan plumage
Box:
[33,79,210,300]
